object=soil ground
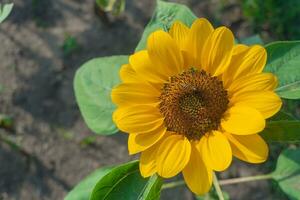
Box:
[0,0,287,199]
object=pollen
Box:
[159,68,229,140]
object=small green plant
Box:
[62,34,80,56]
[80,135,97,148]
[95,0,126,15]
[0,114,13,130]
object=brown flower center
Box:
[159,68,229,140]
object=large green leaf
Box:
[272,148,300,200]
[264,41,300,99]
[74,56,128,135]
[64,167,113,200]
[66,161,162,200]
[261,120,300,142]
[90,161,162,200]
[135,0,197,51]
[138,174,163,200]
[0,3,13,23]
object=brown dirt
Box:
[0,0,285,199]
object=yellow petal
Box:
[128,125,166,154]
[169,21,190,50]
[184,18,213,67]
[111,82,160,107]
[119,64,141,83]
[113,105,164,134]
[227,73,278,96]
[156,135,191,178]
[201,27,234,76]
[183,144,212,195]
[224,132,269,163]
[200,131,232,171]
[129,50,167,84]
[139,141,162,177]
[232,44,249,55]
[223,45,267,87]
[147,30,184,75]
[231,91,282,119]
[181,50,196,69]
[221,105,265,135]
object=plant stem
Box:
[213,172,224,200]
[161,180,185,189]
[161,173,273,190]
[218,173,273,185]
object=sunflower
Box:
[111,18,282,195]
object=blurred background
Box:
[0,0,299,199]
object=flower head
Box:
[111,18,282,195]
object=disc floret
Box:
[159,69,229,140]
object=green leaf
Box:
[264,41,300,99]
[269,110,295,121]
[74,56,128,135]
[62,34,80,56]
[0,3,13,23]
[138,174,163,200]
[135,0,197,51]
[64,166,113,200]
[272,148,300,200]
[65,161,162,200]
[91,161,161,200]
[240,34,263,45]
[261,120,300,142]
